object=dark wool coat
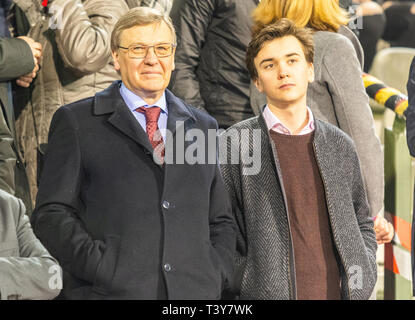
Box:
[31,81,236,300]
[219,114,378,300]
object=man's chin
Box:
[138,84,166,93]
[269,96,299,105]
[267,96,306,108]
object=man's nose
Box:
[277,67,289,79]
[143,47,158,64]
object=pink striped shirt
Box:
[263,105,315,135]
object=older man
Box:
[31,7,235,300]
[11,0,169,207]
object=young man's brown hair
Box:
[246,18,315,80]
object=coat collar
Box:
[164,87,196,135]
[256,104,327,145]
[93,81,196,153]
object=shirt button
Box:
[162,201,170,209]
[164,263,172,272]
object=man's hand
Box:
[16,36,42,88]
[18,36,42,64]
[15,64,39,88]
[374,214,395,245]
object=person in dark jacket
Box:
[220,19,377,300]
[353,0,386,73]
[405,57,415,297]
[0,16,60,300]
[0,34,40,213]
[31,7,236,300]
[382,1,415,48]
[169,0,259,129]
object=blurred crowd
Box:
[351,0,415,71]
[0,0,412,300]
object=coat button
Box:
[164,263,172,272]
[162,201,170,209]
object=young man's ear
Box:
[308,62,315,83]
[112,50,121,71]
[254,76,264,93]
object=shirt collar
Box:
[263,104,315,135]
[120,82,168,114]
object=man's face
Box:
[254,35,314,109]
[112,22,175,101]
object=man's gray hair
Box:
[111,6,176,52]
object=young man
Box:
[219,19,377,300]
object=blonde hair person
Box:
[253,0,349,33]
[249,0,392,245]
[252,0,364,65]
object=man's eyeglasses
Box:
[118,43,176,59]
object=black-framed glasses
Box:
[118,43,176,59]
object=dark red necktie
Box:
[136,106,165,164]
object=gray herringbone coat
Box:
[219,114,378,300]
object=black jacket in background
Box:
[359,13,386,73]
[169,0,259,129]
[383,3,415,48]
[0,37,33,213]
[405,57,415,297]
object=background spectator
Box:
[169,0,259,129]
[382,0,415,48]
[0,0,41,212]
[0,6,60,301]
[353,0,387,72]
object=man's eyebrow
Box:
[285,52,301,58]
[259,58,274,65]
[128,42,172,45]
[259,52,301,65]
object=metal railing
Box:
[363,73,413,300]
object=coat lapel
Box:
[163,90,197,164]
[93,81,154,154]
[165,89,196,136]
